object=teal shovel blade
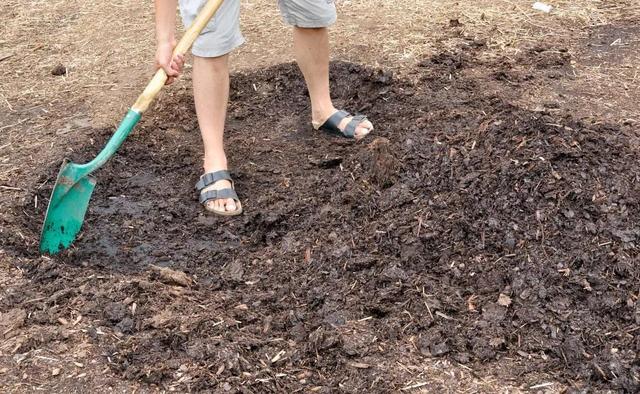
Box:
[39,109,141,255]
[40,160,97,254]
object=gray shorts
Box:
[179,0,337,58]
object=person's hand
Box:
[155,40,184,85]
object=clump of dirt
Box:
[51,64,68,76]
[3,40,640,391]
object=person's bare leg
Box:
[193,54,236,213]
[293,26,372,139]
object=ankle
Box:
[203,156,228,173]
[311,105,336,122]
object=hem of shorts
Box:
[191,36,246,58]
[282,15,337,28]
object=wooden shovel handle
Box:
[132,0,224,113]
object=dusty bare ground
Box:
[1,0,639,392]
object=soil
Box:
[3,35,640,393]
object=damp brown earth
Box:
[2,37,640,392]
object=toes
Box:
[355,122,374,139]
[206,199,237,213]
[361,119,374,133]
[225,199,237,212]
[365,120,374,130]
[335,116,374,139]
[207,199,225,213]
[201,179,235,213]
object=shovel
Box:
[40,0,225,255]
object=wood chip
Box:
[148,310,174,329]
[304,248,312,263]
[498,293,512,307]
[467,294,478,312]
[270,350,285,363]
[435,311,454,320]
[150,265,193,287]
[529,382,553,389]
[402,382,428,391]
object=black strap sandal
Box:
[195,170,243,216]
[315,110,372,139]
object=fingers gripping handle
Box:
[132,0,225,113]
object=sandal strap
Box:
[318,110,369,138]
[344,115,369,138]
[318,110,350,134]
[199,188,239,204]
[196,170,232,191]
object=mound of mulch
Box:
[3,41,639,391]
